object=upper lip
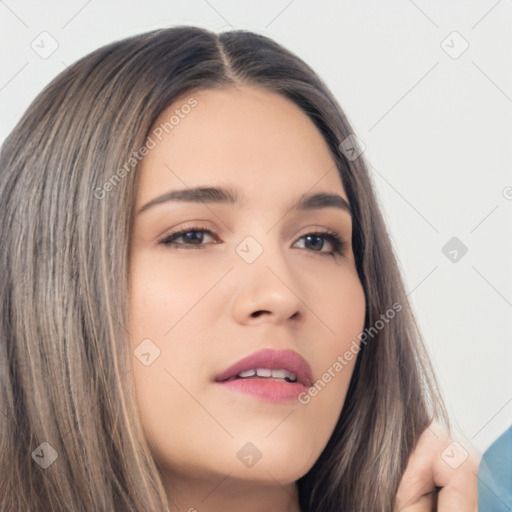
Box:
[214,348,313,387]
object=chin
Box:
[231,441,318,484]
[227,462,311,487]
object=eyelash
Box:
[159,223,348,257]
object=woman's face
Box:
[129,85,366,491]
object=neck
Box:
[162,471,303,512]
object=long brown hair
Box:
[0,26,448,511]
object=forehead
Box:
[136,85,347,206]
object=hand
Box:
[395,423,480,511]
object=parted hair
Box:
[0,26,448,511]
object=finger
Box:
[433,440,479,512]
[395,491,436,512]
[395,427,439,510]
[395,423,480,512]
[436,467,478,512]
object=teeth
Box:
[256,368,272,377]
[238,369,256,378]
[234,368,297,382]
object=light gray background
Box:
[1,0,511,455]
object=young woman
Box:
[0,26,477,511]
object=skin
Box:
[128,85,479,511]
[129,85,365,512]
[396,424,480,511]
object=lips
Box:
[214,348,313,387]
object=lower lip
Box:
[216,378,308,403]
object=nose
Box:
[230,238,306,327]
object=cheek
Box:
[311,263,367,352]
[300,267,366,408]
[127,250,367,481]
[128,270,211,467]
[128,253,221,444]
[129,253,210,341]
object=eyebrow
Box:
[137,186,351,216]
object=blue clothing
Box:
[478,425,512,511]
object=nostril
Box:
[251,310,270,318]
